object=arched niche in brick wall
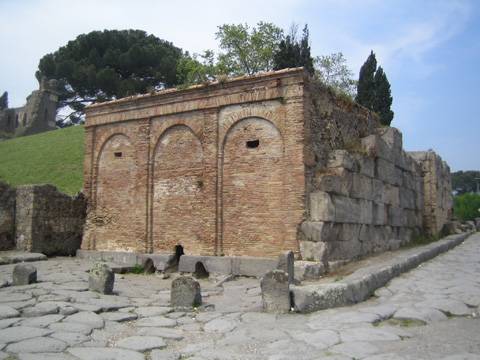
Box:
[95,133,138,251]
[221,117,286,257]
[151,125,205,254]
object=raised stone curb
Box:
[0,252,47,265]
[292,232,473,313]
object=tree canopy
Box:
[273,25,314,75]
[452,171,480,194]
[356,51,394,126]
[36,29,182,125]
[215,22,284,75]
[314,52,356,97]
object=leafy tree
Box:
[215,22,284,75]
[356,51,394,126]
[176,50,218,86]
[454,193,480,221]
[373,66,394,125]
[356,51,377,110]
[452,171,480,194]
[0,91,7,110]
[273,25,314,75]
[36,29,182,125]
[314,52,356,97]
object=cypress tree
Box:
[356,51,377,110]
[273,25,314,75]
[373,66,394,126]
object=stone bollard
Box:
[277,251,294,284]
[260,270,291,313]
[13,264,37,285]
[89,262,114,294]
[171,276,202,309]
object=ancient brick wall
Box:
[83,70,452,264]
[83,69,306,258]
[409,151,453,236]
[15,185,86,255]
[0,181,16,250]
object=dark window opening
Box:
[114,152,123,158]
[193,262,209,279]
[15,114,19,128]
[246,139,260,148]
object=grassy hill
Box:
[0,126,84,195]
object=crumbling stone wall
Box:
[0,78,58,139]
[409,151,453,236]
[15,185,86,255]
[0,181,16,250]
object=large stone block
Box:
[12,264,37,285]
[361,134,393,162]
[351,173,373,200]
[299,240,328,262]
[170,276,202,308]
[376,127,403,153]
[325,239,362,261]
[88,262,114,294]
[384,184,400,207]
[353,154,375,178]
[300,221,340,243]
[400,188,416,210]
[376,158,396,185]
[327,150,355,171]
[388,207,406,227]
[371,179,385,203]
[372,202,387,225]
[339,223,361,242]
[310,191,335,222]
[314,173,352,197]
[260,270,291,313]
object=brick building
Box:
[82,68,452,267]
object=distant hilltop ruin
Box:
[0,78,58,140]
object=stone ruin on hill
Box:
[75,68,452,272]
[0,78,58,140]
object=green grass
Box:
[0,126,84,195]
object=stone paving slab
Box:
[0,233,479,359]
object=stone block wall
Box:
[0,181,16,250]
[15,185,86,255]
[409,151,453,236]
[301,126,425,264]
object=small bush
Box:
[129,264,145,274]
[454,193,480,221]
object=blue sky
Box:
[0,0,478,171]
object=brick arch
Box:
[219,105,284,145]
[94,133,138,251]
[151,124,206,254]
[220,116,286,257]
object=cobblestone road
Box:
[0,234,479,360]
